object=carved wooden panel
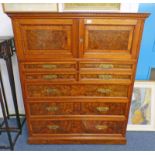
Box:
[31,120,125,134]
[29,101,126,116]
[26,84,129,98]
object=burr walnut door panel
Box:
[13,19,78,60]
[79,19,137,59]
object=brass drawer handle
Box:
[46,88,58,94]
[96,106,109,112]
[47,125,59,130]
[98,75,112,79]
[42,64,57,69]
[46,106,59,112]
[43,75,58,80]
[99,64,113,69]
[95,125,108,130]
[97,88,111,94]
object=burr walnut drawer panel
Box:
[80,102,126,115]
[80,62,133,71]
[30,119,125,134]
[24,72,77,82]
[22,62,77,72]
[29,102,75,115]
[80,73,131,82]
[26,84,129,98]
[29,101,126,116]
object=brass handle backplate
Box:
[96,106,109,112]
[97,88,111,94]
[95,125,108,130]
[98,75,112,79]
[47,125,59,130]
[45,88,58,94]
[99,64,113,69]
[43,75,58,80]
[46,106,59,112]
[42,64,57,69]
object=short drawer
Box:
[80,62,133,70]
[30,119,125,134]
[80,73,131,81]
[22,62,77,71]
[26,84,129,98]
[25,72,76,82]
[29,101,126,116]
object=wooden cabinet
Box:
[8,12,149,144]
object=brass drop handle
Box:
[80,38,84,43]
[42,64,57,69]
[46,88,58,94]
[98,75,112,79]
[46,106,59,112]
[96,106,109,112]
[99,64,113,69]
[97,88,111,94]
[47,125,59,130]
[43,75,58,80]
[95,125,108,130]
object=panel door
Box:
[79,18,139,59]
[13,18,78,60]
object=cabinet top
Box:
[7,12,149,19]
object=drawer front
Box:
[31,119,125,134]
[81,102,126,115]
[29,102,126,116]
[80,62,133,70]
[29,102,75,115]
[26,84,129,98]
[25,72,76,82]
[80,73,131,81]
[22,62,76,71]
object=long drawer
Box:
[25,84,129,98]
[28,101,126,116]
[30,119,125,135]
